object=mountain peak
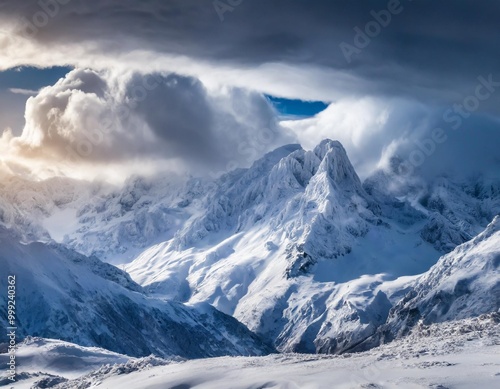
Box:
[313,139,346,160]
[312,139,362,189]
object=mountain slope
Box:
[380,215,500,342]
[0,170,208,264]
[0,227,272,359]
[364,156,500,251]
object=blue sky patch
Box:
[266,95,329,119]
[0,66,72,93]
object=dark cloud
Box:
[0,0,498,180]
[1,1,500,108]
[128,74,217,164]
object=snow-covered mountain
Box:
[364,156,500,251]
[124,139,500,354]
[0,169,204,264]
[2,140,497,265]
[1,139,498,360]
[378,215,500,344]
[0,226,272,359]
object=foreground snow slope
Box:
[0,337,132,387]
[0,227,272,359]
[0,337,172,389]
[3,314,499,389]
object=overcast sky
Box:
[0,0,499,181]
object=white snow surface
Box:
[0,337,131,381]
[2,314,499,388]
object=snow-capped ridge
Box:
[0,227,273,358]
[2,138,499,360]
[372,215,500,346]
[476,214,500,238]
[130,138,495,355]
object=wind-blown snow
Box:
[0,337,131,382]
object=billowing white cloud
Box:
[282,97,431,178]
[283,96,500,180]
[3,68,294,181]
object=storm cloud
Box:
[0,1,499,105]
[0,0,499,180]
